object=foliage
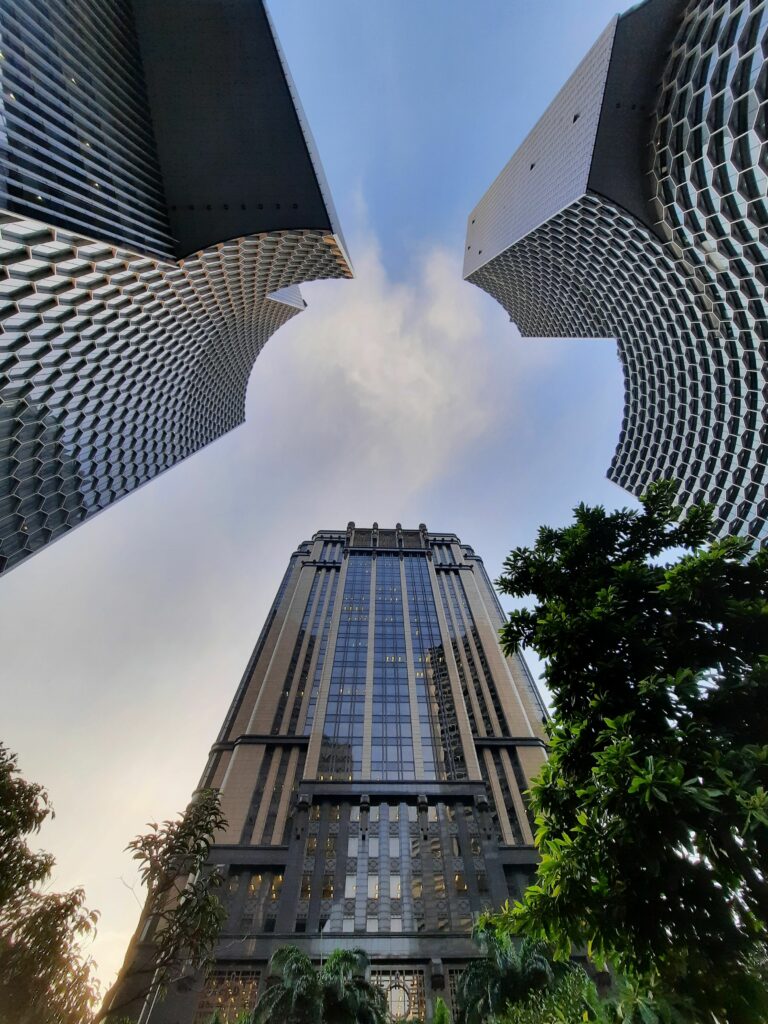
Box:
[98,788,228,1022]
[433,996,451,1024]
[498,969,599,1024]
[454,916,568,1024]
[495,481,768,1020]
[251,945,388,1024]
[0,742,100,1024]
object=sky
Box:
[0,0,638,994]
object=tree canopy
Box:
[495,482,768,1021]
[0,742,100,1024]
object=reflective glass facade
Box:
[111,525,548,1023]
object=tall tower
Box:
[464,0,768,544]
[0,0,352,576]
[116,525,548,1023]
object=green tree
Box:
[251,945,388,1024]
[98,789,227,1022]
[433,995,451,1024]
[0,742,100,1024]
[495,481,768,1020]
[454,916,564,1024]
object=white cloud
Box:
[0,224,624,993]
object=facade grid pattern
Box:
[113,528,548,1024]
[465,0,768,543]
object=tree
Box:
[251,945,388,1024]
[0,742,100,1024]
[454,916,564,1024]
[495,481,768,1020]
[98,788,228,1022]
[433,996,451,1024]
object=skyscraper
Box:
[113,525,548,1023]
[0,0,352,576]
[464,0,768,544]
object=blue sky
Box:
[0,0,637,989]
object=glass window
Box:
[368,876,379,899]
[342,918,355,933]
[248,873,263,896]
[450,837,460,857]
[227,874,240,894]
[310,805,321,822]
[477,872,489,894]
[347,836,358,857]
[412,878,423,899]
[326,835,336,854]
[434,872,446,896]
[454,872,468,894]
[369,837,379,858]
[270,874,283,900]
[407,806,417,823]
[366,917,379,933]
[428,807,438,823]
[329,806,340,822]
[322,875,334,899]
[300,874,312,899]
[350,806,360,822]
[390,874,401,898]
[390,804,400,822]
[471,837,482,856]
[345,875,357,898]
[369,805,380,823]
[307,836,317,854]
[390,917,403,933]
[389,837,400,858]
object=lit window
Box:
[300,874,312,899]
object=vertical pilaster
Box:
[426,556,481,780]
[305,554,350,777]
[462,569,536,738]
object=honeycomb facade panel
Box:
[465,0,767,543]
[0,0,352,574]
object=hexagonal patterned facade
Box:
[465,0,768,543]
[0,0,352,575]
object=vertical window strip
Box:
[285,570,332,733]
[453,575,511,737]
[404,556,465,781]
[436,574,480,735]
[270,572,322,734]
[318,554,370,779]
[372,554,414,780]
